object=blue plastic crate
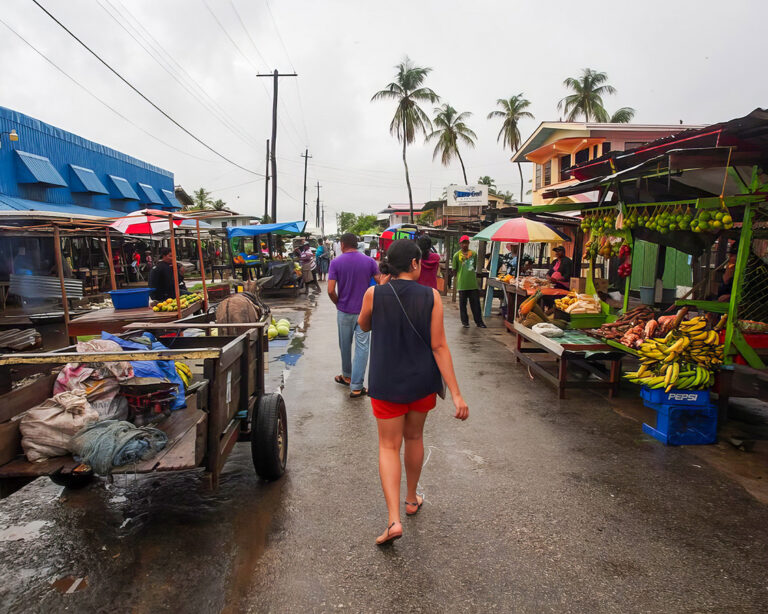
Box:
[108,288,152,310]
[642,400,718,445]
[640,386,710,407]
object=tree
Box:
[191,187,213,210]
[478,175,498,195]
[426,104,476,183]
[418,209,435,226]
[211,199,226,211]
[349,214,379,236]
[609,107,636,123]
[372,56,439,223]
[337,211,357,234]
[487,94,534,202]
[557,68,636,125]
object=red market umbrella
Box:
[110,208,190,235]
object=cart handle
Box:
[123,322,267,330]
[0,348,221,366]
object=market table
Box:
[499,282,570,331]
[67,303,201,338]
[513,321,624,399]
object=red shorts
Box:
[370,394,437,420]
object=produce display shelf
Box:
[603,338,641,357]
[674,299,729,314]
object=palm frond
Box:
[609,107,636,123]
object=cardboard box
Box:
[570,277,610,294]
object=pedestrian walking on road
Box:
[358,239,469,545]
[328,233,380,398]
[299,243,321,293]
[452,235,486,328]
[416,235,441,290]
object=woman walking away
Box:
[299,243,321,293]
[416,235,441,289]
[358,239,469,546]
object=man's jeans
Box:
[337,311,370,391]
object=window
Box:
[574,148,589,165]
[559,154,572,182]
[543,160,552,186]
[535,164,542,190]
[603,142,612,155]
[625,141,646,150]
[221,221,228,228]
[592,145,599,158]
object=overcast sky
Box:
[1,0,766,232]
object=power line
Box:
[0,15,217,164]
[102,0,262,149]
[31,0,263,176]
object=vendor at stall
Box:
[148,247,188,301]
[547,246,572,290]
[717,242,739,302]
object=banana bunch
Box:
[626,316,723,392]
[624,362,714,391]
[175,362,193,387]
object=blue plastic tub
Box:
[642,401,717,445]
[108,288,152,310]
[640,386,710,407]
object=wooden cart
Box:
[0,321,286,497]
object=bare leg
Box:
[403,411,428,507]
[376,416,405,536]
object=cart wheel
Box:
[49,467,94,490]
[251,393,287,480]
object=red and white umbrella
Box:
[110,208,202,235]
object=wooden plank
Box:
[0,348,221,366]
[0,455,77,478]
[67,303,201,337]
[217,419,240,473]
[123,322,267,330]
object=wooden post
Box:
[196,219,208,311]
[168,216,183,320]
[53,225,70,331]
[105,228,117,290]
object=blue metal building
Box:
[0,106,181,219]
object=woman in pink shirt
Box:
[416,235,440,289]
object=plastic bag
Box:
[532,322,565,338]
[20,390,100,462]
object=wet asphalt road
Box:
[2,288,768,613]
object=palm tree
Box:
[477,175,497,195]
[192,187,213,210]
[372,56,439,222]
[426,104,476,184]
[609,107,636,123]
[487,94,534,202]
[211,199,227,211]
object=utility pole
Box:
[263,139,270,220]
[300,149,312,222]
[320,202,325,237]
[257,69,297,223]
[315,182,321,227]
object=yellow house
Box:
[511,122,702,205]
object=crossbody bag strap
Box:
[388,283,429,350]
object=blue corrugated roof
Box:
[137,182,163,205]
[160,188,180,208]
[107,174,139,200]
[0,194,126,218]
[14,150,67,186]
[69,164,108,194]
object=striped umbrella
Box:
[472,217,570,243]
[110,209,189,235]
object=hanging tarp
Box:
[226,221,307,237]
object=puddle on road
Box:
[267,306,312,393]
[0,520,51,542]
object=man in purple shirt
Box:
[328,233,380,398]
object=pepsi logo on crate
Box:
[640,385,710,407]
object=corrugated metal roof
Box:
[161,188,180,208]
[137,182,163,204]
[68,164,108,194]
[14,150,67,186]
[107,174,139,200]
[0,194,126,218]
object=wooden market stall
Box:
[518,108,768,423]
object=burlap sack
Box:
[20,390,100,462]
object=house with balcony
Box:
[377,203,428,227]
[511,122,702,205]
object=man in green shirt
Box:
[452,235,486,328]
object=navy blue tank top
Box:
[368,279,443,404]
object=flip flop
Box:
[405,494,424,516]
[349,387,367,399]
[375,521,403,546]
[334,375,350,386]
